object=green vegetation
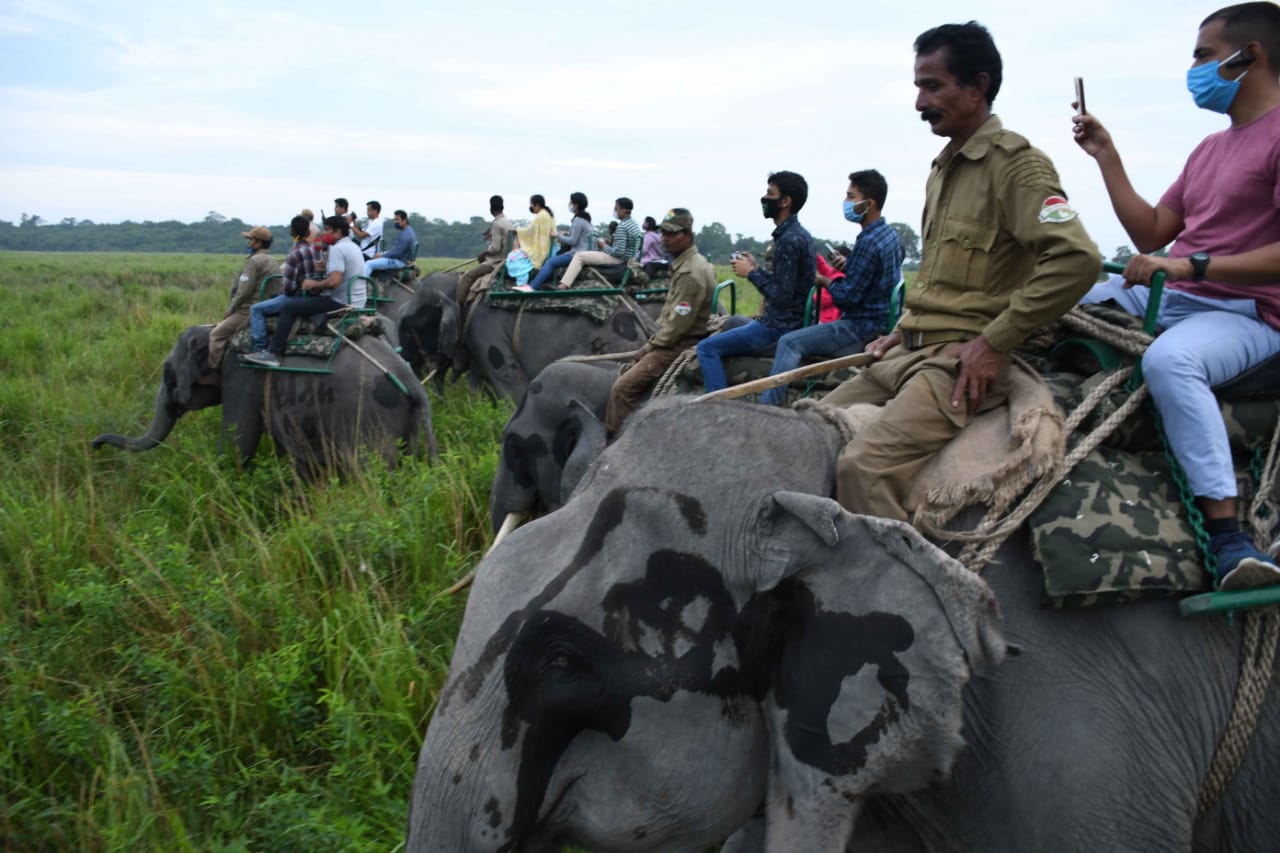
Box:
[0,252,508,849]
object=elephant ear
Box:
[435,290,464,369]
[558,398,606,503]
[745,490,1004,849]
[171,325,214,409]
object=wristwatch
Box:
[1189,252,1210,281]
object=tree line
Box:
[0,211,937,267]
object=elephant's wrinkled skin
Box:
[408,399,1004,851]
[395,272,654,401]
[488,360,616,531]
[93,324,435,473]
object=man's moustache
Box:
[920,109,943,122]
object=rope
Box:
[1197,606,1280,815]
[1247,415,1280,550]
[651,315,733,397]
[1059,307,1154,356]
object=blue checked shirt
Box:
[747,216,816,332]
[826,218,902,341]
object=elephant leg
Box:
[220,360,266,463]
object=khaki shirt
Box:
[651,246,715,348]
[900,115,1100,352]
[482,214,513,264]
[227,250,279,315]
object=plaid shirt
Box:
[826,218,902,341]
[747,215,815,332]
[281,239,320,296]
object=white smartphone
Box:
[1074,77,1086,116]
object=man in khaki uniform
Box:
[822,22,1100,522]
[605,208,716,435]
[457,195,514,305]
[207,226,279,370]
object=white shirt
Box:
[359,215,384,259]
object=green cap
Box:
[660,208,694,232]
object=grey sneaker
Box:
[1211,531,1280,591]
[242,350,280,367]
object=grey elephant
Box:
[93,324,436,473]
[414,396,1280,851]
[394,271,658,402]
[488,360,617,531]
[407,399,1005,851]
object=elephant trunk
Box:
[92,379,182,452]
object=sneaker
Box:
[242,350,280,367]
[1211,531,1280,591]
[511,284,534,293]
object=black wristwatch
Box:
[1189,252,1210,281]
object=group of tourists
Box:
[603,3,1280,593]
[205,196,412,371]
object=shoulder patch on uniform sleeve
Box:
[1006,150,1061,189]
[1038,195,1078,223]
[674,301,692,316]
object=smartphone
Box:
[1074,77,1086,116]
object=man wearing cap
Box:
[820,22,1098,523]
[207,225,278,370]
[557,196,644,288]
[605,208,716,434]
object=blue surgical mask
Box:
[1187,47,1249,113]
[843,198,870,223]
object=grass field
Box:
[0,250,762,850]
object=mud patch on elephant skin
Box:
[771,581,915,776]
[372,374,406,409]
[447,488,631,710]
[484,795,503,828]
[488,345,506,370]
[502,432,549,490]
[674,493,707,536]
[611,312,640,341]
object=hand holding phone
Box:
[1073,77,1086,117]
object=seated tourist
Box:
[556,197,644,288]
[364,209,416,276]
[517,192,594,291]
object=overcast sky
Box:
[0,0,1236,255]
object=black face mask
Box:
[760,195,783,220]
[529,206,537,214]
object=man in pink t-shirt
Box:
[1073,2,1280,590]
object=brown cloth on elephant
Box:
[816,355,1064,530]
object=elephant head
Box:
[396,273,466,381]
[408,399,1004,852]
[92,325,221,452]
[488,361,615,532]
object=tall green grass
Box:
[0,252,510,849]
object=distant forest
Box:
[0,211,926,267]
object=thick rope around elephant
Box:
[650,315,735,397]
[922,305,1277,817]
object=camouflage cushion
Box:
[228,314,388,360]
[486,280,620,324]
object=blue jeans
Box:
[696,320,785,392]
[528,251,575,290]
[364,257,405,276]
[1083,275,1280,499]
[760,319,867,405]
[249,293,302,351]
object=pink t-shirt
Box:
[1159,104,1280,329]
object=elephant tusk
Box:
[421,368,438,387]
[446,512,523,595]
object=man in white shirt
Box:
[352,200,385,260]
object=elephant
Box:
[93,324,436,473]
[394,271,661,402]
[487,360,617,532]
[412,396,1280,852]
[407,398,1006,851]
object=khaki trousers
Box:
[207,309,250,369]
[824,342,1011,522]
[605,336,699,434]
[457,262,496,305]
[561,250,624,288]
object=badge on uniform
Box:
[239,274,249,281]
[1038,196,1078,223]
[674,301,692,316]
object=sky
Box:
[0,0,1239,255]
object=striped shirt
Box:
[607,216,643,261]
